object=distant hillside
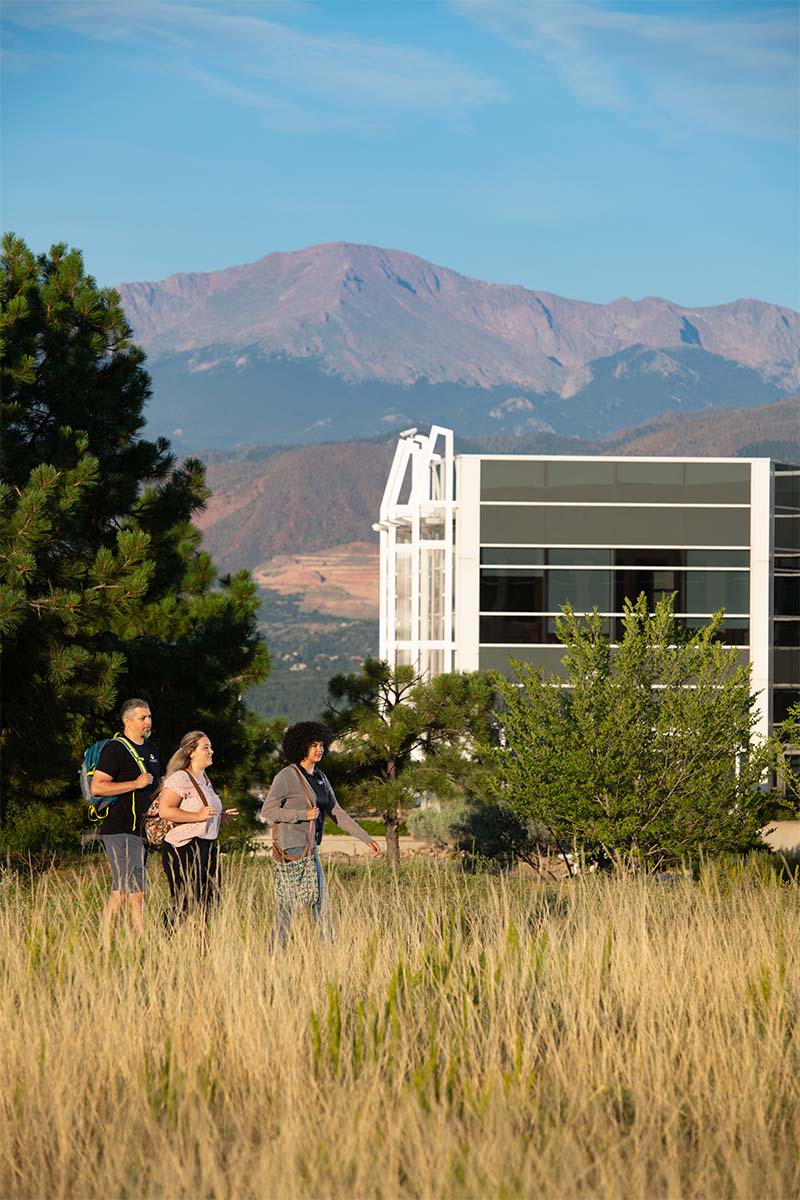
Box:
[198,395,799,574]
[603,394,800,460]
[119,242,800,446]
[196,439,394,573]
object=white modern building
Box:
[375,425,800,739]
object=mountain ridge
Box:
[117,243,800,447]
[119,241,799,393]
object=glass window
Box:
[420,517,445,540]
[685,550,750,568]
[480,547,545,566]
[478,645,569,679]
[773,650,800,686]
[683,462,750,504]
[546,616,613,643]
[616,461,684,490]
[774,620,800,648]
[681,618,749,646]
[613,616,750,646]
[774,515,800,551]
[616,549,684,569]
[480,569,545,612]
[775,553,800,571]
[480,615,546,644]
[420,548,445,640]
[395,523,412,544]
[775,469,800,510]
[774,575,800,617]
[615,569,683,612]
[545,460,618,500]
[480,505,750,546]
[773,689,800,724]
[420,648,445,677]
[684,571,750,614]
[481,460,547,502]
[548,570,613,613]
[395,551,411,640]
[480,459,750,503]
[547,548,612,566]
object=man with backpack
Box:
[90,698,162,937]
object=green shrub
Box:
[0,801,84,866]
[406,801,469,848]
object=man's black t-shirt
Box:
[95,737,162,835]
[298,765,336,845]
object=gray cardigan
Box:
[260,764,374,854]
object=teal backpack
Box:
[80,734,146,825]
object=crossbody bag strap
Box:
[185,770,214,816]
[290,765,318,854]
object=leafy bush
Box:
[0,801,84,866]
[406,801,469,848]
[407,797,561,872]
[495,596,789,870]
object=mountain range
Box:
[118,243,800,447]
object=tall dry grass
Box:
[1,855,798,1200]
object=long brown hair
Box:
[165,730,209,779]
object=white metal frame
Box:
[749,459,773,741]
[374,425,456,676]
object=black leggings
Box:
[161,838,220,924]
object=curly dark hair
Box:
[281,721,333,764]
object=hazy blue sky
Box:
[2,0,798,307]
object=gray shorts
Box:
[99,834,147,893]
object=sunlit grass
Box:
[1,855,798,1199]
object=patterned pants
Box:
[271,849,333,949]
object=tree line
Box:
[2,235,797,870]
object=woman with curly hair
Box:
[260,720,380,946]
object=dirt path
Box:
[250,833,430,860]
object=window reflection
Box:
[549,570,612,612]
[685,571,749,614]
[480,569,545,612]
[478,613,750,647]
[774,575,800,617]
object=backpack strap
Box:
[113,733,147,772]
[112,734,148,831]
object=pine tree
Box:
[324,659,495,863]
[0,234,269,827]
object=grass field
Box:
[2,856,798,1199]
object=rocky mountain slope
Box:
[196,439,394,572]
[119,243,800,446]
[603,393,800,458]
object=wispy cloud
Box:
[451,0,798,140]
[2,0,506,126]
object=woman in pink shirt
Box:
[158,730,238,926]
